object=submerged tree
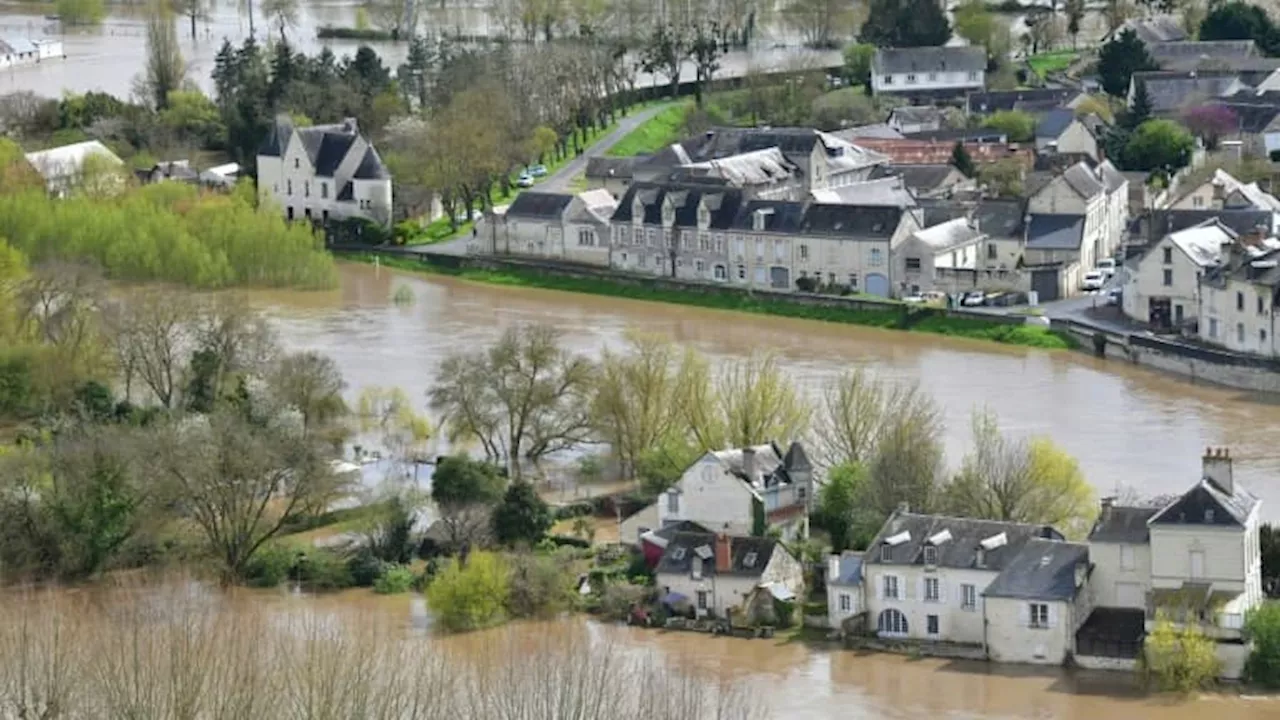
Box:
[140,0,187,111]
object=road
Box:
[418,103,670,257]
[1040,267,1137,335]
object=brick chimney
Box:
[1203,447,1234,495]
[742,446,758,485]
[715,533,732,573]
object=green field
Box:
[1027,51,1079,79]
[605,102,693,157]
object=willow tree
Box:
[141,0,186,110]
[684,351,810,452]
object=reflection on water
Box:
[255,263,1280,519]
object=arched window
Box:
[877,608,909,637]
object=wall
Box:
[1218,641,1249,680]
[1074,654,1138,672]
[873,69,984,95]
[619,503,659,546]
[1149,525,1247,593]
[864,565,999,645]
[1088,541,1152,609]
[985,597,1073,665]
[658,455,754,535]
[1199,278,1278,357]
[827,581,863,630]
[1124,235,1205,325]
[656,570,759,618]
[1053,122,1099,160]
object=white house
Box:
[862,510,1066,648]
[24,140,124,198]
[652,442,813,542]
[256,116,392,226]
[1027,161,1128,268]
[826,552,864,632]
[1087,502,1157,611]
[871,46,987,98]
[1198,242,1280,355]
[891,217,988,295]
[655,532,804,622]
[1122,219,1235,327]
[480,189,617,265]
[1167,168,1280,214]
[983,539,1091,665]
[1034,108,1098,161]
[0,36,62,70]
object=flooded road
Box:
[255,262,1280,518]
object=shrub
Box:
[425,552,510,632]
[599,581,650,620]
[373,564,416,594]
[1245,602,1280,688]
[1144,613,1221,692]
[347,549,384,587]
[242,543,298,588]
[505,551,579,618]
[296,547,354,590]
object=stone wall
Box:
[1074,655,1138,673]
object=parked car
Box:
[902,294,925,303]
[961,291,986,307]
[1096,258,1117,278]
[1081,271,1105,291]
[1106,287,1122,306]
[528,164,548,178]
[921,291,947,305]
[516,172,534,188]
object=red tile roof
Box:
[854,139,1036,167]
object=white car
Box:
[1096,258,1117,278]
[961,291,986,307]
[1081,271,1106,291]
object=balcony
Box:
[1145,583,1246,640]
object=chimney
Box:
[715,533,732,573]
[742,446,758,485]
[827,554,841,583]
[897,501,910,514]
[341,117,359,134]
[1203,447,1234,495]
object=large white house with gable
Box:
[256,116,392,226]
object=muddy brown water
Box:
[252,262,1280,519]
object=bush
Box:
[553,502,593,520]
[242,543,298,588]
[296,547,354,590]
[599,581,650,620]
[1144,614,1221,692]
[373,564,416,594]
[773,598,796,628]
[505,551,579,618]
[316,26,397,40]
[347,549,384,587]
[547,534,591,549]
[1245,602,1280,688]
[425,552,510,632]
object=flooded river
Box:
[257,262,1280,519]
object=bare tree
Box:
[172,0,209,39]
[812,369,938,470]
[269,351,349,439]
[261,0,299,40]
[139,0,187,110]
[107,290,199,409]
[684,351,810,451]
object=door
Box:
[865,273,890,298]
[1116,582,1144,608]
[1030,269,1060,302]
[1190,550,1205,579]
[1175,304,1184,325]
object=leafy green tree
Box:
[159,90,225,148]
[951,141,976,178]
[141,0,186,110]
[1123,79,1153,130]
[1245,602,1280,688]
[982,110,1036,142]
[1097,29,1158,97]
[953,0,1001,59]
[432,455,505,507]
[689,22,724,108]
[635,433,701,496]
[814,462,886,552]
[55,0,105,25]
[639,24,688,100]
[425,551,510,631]
[505,550,578,618]
[1199,1,1280,56]
[491,480,552,547]
[1123,119,1194,172]
[842,43,875,89]
[1144,613,1221,692]
[861,0,951,47]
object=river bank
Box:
[339,251,1073,350]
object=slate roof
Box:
[833,123,905,140]
[732,200,807,232]
[310,131,356,177]
[648,520,713,544]
[585,156,637,180]
[1061,162,1107,199]
[1150,479,1260,527]
[872,164,964,195]
[874,46,986,75]
[1026,213,1086,250]
[983,540,1089,601]
[611,183,746,229]
[913,218,983,251]
[782,441,811,472]
[866,510,1063,571]
[1148,40,1257,66]
[655,532,781,577]
[830,552,863,587]
[1036,108,1078,140]
[1132,71,1245,115]
[1088,505,1159,543]
[336,181,353,201]
[1210,101,1280,134]
[967,88,1084,115]
[917,198,971,227]
[1108,15,1187,44]
[1164,219,1235,267]
[1098,160,1126,192]
[1146,209,1274,238]
[889,106,944,125]
[800,204,905,237]
[809,177,917,207]
[506,191,574,219]
[679,147,800,187]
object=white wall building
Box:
[892,217,987,295]
[1087,503,1156,610]
[256,116,392,226]
[24,140,124,198]
[827,552,864,632]
[1198,242,1280,355]
[1122,219,1235,327]
[871,46,987,98]
[1027,161,1128,268]
[480,189,617,265]
[0,37,62,70]
[655,532,804,621]
[1167,168,1280,214]
[983,539,1091,665]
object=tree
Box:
[1199,1,1280,56]
[689,22,724,108]
[943,410,1096,539]
[953,0,998,54]
[783,0,859,49]
[1123,119,1194,172]
[1097,29,1158,97]
[639,24,688,100]
[431,455,505,549]
[261,0,299,41]
[492,480,552,547]
[684,352,809,452]
[1144,613,1221,692]
[429,324,595,479]
[982,110,1036,142]
[814,462,886,552]
[267,351,348,439]
[425,551,510,632]
[1182,104,1238,150]
[1245,602,1280,688]
[842,43,875,88]
[172,0,208,39]
[150,408,346,582]
[861,0,951,48]
[106,289,199,409]
[55,0,106,25]
[140,0,186,111]
[1124,79,1152,130]
[951,141,976,177]
[866,401,944,516]
[356,386,432,472]
[978,158,1024,197]
[1263,523,1279,595]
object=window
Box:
[797,486,806,501]
[882,75,893,85]
[620,252,628,265]
[926,614,939,636]
[692,557,703,579]
[870,248,883,266]
[924,577,940,602]
[880,544,891,563]
[578,229,594,246]
[1193,196,1204,208]
[1029,603,1049,628]
[286,179,292,195]
[839,593,851,612]
[699,234,710,252]
[968,71,978,81]
[976,548,986,568]
[743,552,758,568]
[1163,247,1173,264]
[906,73,917,84]
[987,243,998,260]
[877,608,908,636]
[755,239,764,261]
[696,590,707,609]
[671,547,686,560]
[1238,322,1245,343]
[906,257,922,271]
[799,244,809,261]
[774,239,785,260]
[1263,329,1268,345]
[923,546,937,566]
[304,181,310,198]
[1163,269,1173,287]
[737,265,746,280]
[849,273,858,289]
[754,266,766,284]
[961,584,976,610]
[320,183,328,199]
[294,158,299,169]
[927,72,937,81]
[1237,291,1245,311]
[1210,318,1218,338]
[1120,545,1135,570]
[695,259,705,273]
[1259,295,1265,314]
[666,492,679,514]
[884,575,900,599]
[714,264,727,281]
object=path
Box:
[419,103,671,257]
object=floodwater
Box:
[255,262,1280,519]
[0,0,840,99]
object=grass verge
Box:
[1027,51,1078,79]
[348,254,1072,350]
[606,101,693,157]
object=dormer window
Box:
[1205,509,1215,523]
[976,548,986,568]
[880,544,891,562]
[743,551,758,568]
[692,556,703,579]
[923,546,938,566]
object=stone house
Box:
[257,116,392,226]
[871,46,987,99]
[24,140,124,198]
[674,147,805,200]
[1198,240,1280,356]
[966,88,1086,116]
[481,189,617,265]
[1027,161,1128,268]
[1166,168,1280,214]
[1122,219,1235,328]
[892,217,988,295]
[655,532,804,621]
[871,164,972,200]
[886,106,945,134]
[584,157,637,197]
[826,552,864,632]
[1035,108,1098,161]
[1024,213,1088,297]
[983,539,1091,665]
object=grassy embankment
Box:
[605,101,694,158]
[1027,51,1079,80]
[353,255,1072,350]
